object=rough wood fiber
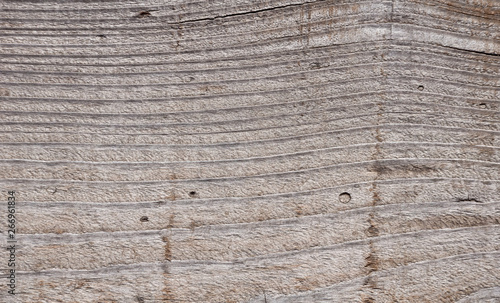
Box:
[0,0,499,302]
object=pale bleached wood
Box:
[0,0,499,302]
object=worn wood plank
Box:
[1,0,499,302]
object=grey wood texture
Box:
[0,0,499,302]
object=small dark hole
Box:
[417,85,424,91]
[97,34,106,38]
[137,11,152,17]
[188,191,197,197]
[140,216,149,222]
[339,192,351,203]
[479,103,487,109]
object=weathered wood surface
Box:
[0,0,499,302]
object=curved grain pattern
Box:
[0,0,499,302]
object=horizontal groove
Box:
[172,239,500,266]
[1,40,498,69]
[0,23,391,58]
[0,0,380,31]
[16,177,500,207]
[0,75,386,99]
[0,9,388,44]
[0,141,498,165]
[18,229,162,243]
[2,156,500,183]
[1,64,499,91]
[1,111,497,137]
[168,201,500,233]
[0,39,391,67]
[18,201,500,237]
[1,92,497,118]
[1,52,498,79]
[13,261,167,277]
[1,87,498,113]
[2,23,498,62]
[12,226,500,274]
[0,53,384,76]
[1,123,499,148]
[0,63,389,87]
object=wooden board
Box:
[1,0,499,302]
